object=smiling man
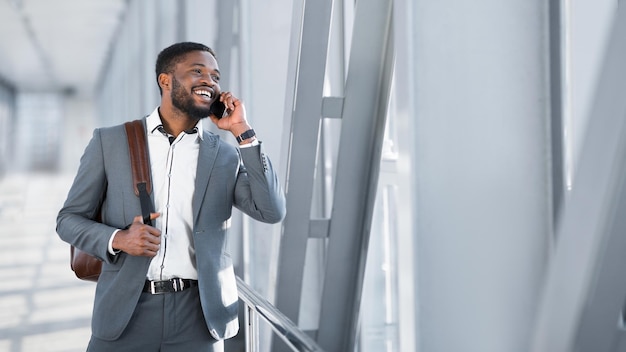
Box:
[57,42,286,351]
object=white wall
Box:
[402,1,554,351]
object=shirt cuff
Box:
[108,229,122,255]
[239,138,259,148]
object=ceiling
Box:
[0,0,127,97]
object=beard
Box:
[170,77,212,120]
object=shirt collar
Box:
[146,107,204,140]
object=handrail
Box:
[236,276,326,352]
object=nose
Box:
[198,73,212,85]
[202,77,220,96]
[203,76,219,91]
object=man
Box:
[57,42,286,351]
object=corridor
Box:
[0,173,93,352]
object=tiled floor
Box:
[0,173,94,352]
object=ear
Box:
[158,73,171,92]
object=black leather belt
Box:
[143,278,198,294]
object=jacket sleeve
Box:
[56,128,119,263]
[233,142,286,224]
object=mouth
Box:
[193,87,214,102]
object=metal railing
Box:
[236,276,326,352]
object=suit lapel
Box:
[193,131,220,222]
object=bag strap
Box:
[124,119,154,226]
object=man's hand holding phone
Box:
[209,91,254,143]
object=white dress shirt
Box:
[108,107,258,281]
[145,108,201,280]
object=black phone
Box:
[209,100,226,119]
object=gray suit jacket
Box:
[57,119,286,341]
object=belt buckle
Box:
[150,281,157,294]
[172,278,185,292]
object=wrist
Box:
[230,123,252,137]
[235,128,256,144]
[109,229,123,254]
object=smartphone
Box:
[209,100,226,119]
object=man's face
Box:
[169,51,221,120]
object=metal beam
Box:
[531,4,626,351]
[309,219,330,238]
[321,97,345,119]
[316,0,394,350]
[549,0,565,226]
[275,0,334,327]
[215,0,236,90]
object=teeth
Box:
[194,89,212,98]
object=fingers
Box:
[132,231,160,257]
[142,212,161,225]
[220,91,239,111]
[141,234,161,257]
[132,212,161,224]
[212,92,248,134]
[132,214,144,224]
[124,214,161,257]
[150,212,161,221]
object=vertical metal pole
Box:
[215,0,236,90]
[274,0,334,325]
[246,306,260,352]
[549,0,565,228]
[245,305,252,351]
[176,1,186,41]
[316,0,395,350]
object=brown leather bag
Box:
[70,119,153,281]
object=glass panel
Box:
[358,82,402,351]
[15,94,62,172]
[359,183,400,352]
[358,65,416,352]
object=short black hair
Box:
[155,42,217,94]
